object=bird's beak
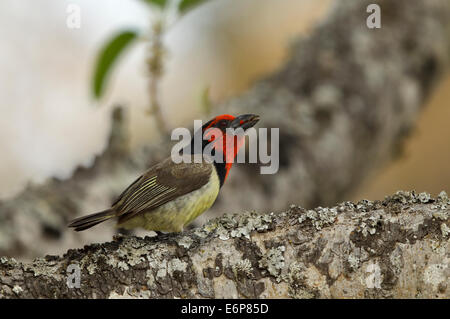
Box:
[231,114,260,130]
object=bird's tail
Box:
[68,209,116,231]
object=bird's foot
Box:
[113,228,133,240]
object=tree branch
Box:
[0,191,448,298]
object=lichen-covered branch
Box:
[1,0,450,259]
[1,191,448,298]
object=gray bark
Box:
[1,0,450,259]
[0,191,448,298]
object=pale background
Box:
[0,0,448,204]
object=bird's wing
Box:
[112,157,213,223]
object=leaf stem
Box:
[147,19,168,134]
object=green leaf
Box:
[178,0,208,13]
[92,30,138,99]
[141,0,167,8]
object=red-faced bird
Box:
[68,114,259,232]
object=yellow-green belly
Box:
[117,170,220,232]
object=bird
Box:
[68,113,259,233]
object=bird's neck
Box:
[186,134,238,187]
[203,148,231,187]
[213,161,231,187]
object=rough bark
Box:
[1,0,450,259]
[0,191,448,298]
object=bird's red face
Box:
[202,114,259,181]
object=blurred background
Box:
[0,0,449,259]
[0,0,334,199]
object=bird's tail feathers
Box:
[68,209,116,231]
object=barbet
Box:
[68,114,259,232]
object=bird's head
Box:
[185,113,259,185]
[190,113,259,162]
[201,114,260,133]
